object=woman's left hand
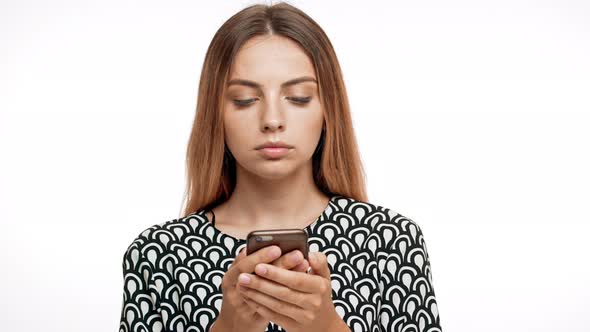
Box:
[236,251,351,332]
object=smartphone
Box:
[246,228,309,260]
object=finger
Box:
[269,249,304,271]
[233,247,247,263]
[252,263,324,293]
[238,272,306,308]
[239,286,305,322]
[292,259,309,273]
[242,293,260,312]
[228,245,282,280]
[241,297,269,324]
[242,294,298,330]
[309,252,331,279]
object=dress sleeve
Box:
[119,238,164,332]
[378,218,442,332]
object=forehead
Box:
[228,35,316,84]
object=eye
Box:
[232,96,312,107]
[232,98,257,107]
[287,96,312,105]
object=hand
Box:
[236,251,349,332]
[212,245,311,332]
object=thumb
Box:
[309,252,330,279]
[235,247,247,261]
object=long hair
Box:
[179,1,368,218]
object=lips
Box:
[258,147,292,159]
[256,141,294,149]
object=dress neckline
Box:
[201,194,338,242]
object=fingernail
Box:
[289,251,302,263]
[256,264,268,275]
[268,246,280,258]
[238,274,251,284]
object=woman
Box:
[119,2,442,332]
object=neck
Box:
[220,163,330,229]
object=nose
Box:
[260,96,285,132]
[263,120,283,132]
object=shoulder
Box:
[330,195,426,249]
[122,210,210,259]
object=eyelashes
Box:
[232,96,312,107]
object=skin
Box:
[209,33,329,239]
[210,35,351,332]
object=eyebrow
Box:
[226,76,317,90]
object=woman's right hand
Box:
[212,245,310,332]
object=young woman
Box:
[119,2,442,332]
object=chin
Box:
[250,162,299,179]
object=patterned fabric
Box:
[119,194,442,332]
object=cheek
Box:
[290,100,323,126]
[223,128,244,161]
[291,112,324,154]
[223,119,267,167]
[223,112,254,150]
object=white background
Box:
[1,0,589,331]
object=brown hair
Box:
[179,1,368,218]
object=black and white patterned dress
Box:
[119,194,442,332]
